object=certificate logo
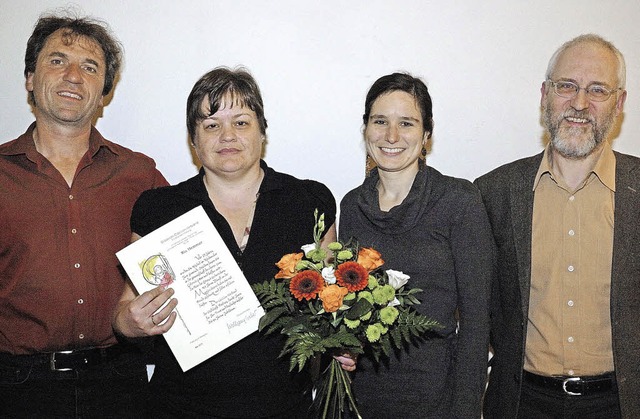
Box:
[140,254,175,286]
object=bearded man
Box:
[476,34,640,418]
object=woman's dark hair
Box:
[363,72,433,135]
[186,67,268,142]
[24,14,123,101]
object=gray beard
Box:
[544,105,616,159]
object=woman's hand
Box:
[112,282,178,338]
[334,351,358,372]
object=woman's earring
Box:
[365,154,377,177]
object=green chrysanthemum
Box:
[359,311,372,321]
[365,323,388,342]
[295,260,316,271]
[380,306,399,325]
[367,275,379,289]
[344,318,360,329]
[372,284,396,305]
[327,242,343,251]
[337,250,354,260]
[307,248,327,263]
[357,291,374,304]
[365,324,382,342]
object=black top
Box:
[132,160,336,418]
[340,165,493,419]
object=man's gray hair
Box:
[545,34,626,89]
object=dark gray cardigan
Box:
[339,164,494,418]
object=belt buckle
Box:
[50,350,74,372]
[562,377,582,396]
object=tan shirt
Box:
[525,143,615,376]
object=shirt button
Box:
[567,300,574,307]
[569,196,575,201]
[69,195,74,200]
[71,228,77,234]
[74,263,80,269]
[568,229,575,236]
[78,299,84,304]
[568,265,574,272]
[79,334,85,339]
[568,370,575,376]
[568,336,574,343]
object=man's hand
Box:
[113,284,178,338]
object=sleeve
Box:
[133,151,170,190]
[130,189,161,237]
[473,176,506,356]
[303,179,336,236]
[125,156,170,238]
[151,167,169,188]
[449,184,495,418]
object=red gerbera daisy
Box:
[335,261,369,292]
[290,270,324,301]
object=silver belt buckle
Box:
[50,350,74,371]
[562,377,582,396]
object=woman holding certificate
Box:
[338,73,494,418]
[113,67,346,417]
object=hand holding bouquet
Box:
[252,210,442,418]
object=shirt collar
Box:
[533,141,616,192]
[185,159,280,200]
[257,159,282,194]
[0,122,120,162]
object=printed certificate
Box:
[116,205,264,371]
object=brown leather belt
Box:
[523,370,615,396]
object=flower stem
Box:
[337,364,361,419]
[314,358,362,419]
[321,360,336,418]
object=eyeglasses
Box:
[547,80,622,102]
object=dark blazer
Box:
[475,151,640,419]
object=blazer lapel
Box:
[611,153,640,311]
[510,154,542,318]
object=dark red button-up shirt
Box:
[0,123,168,354]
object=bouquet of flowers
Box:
[252,210,442,419]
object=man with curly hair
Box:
[0,13,167,417]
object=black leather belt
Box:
[0,345,128,372]
[523,370,615,396]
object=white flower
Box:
[301,243,316,257]
[386,269,409,289]
[322,266,336,284]
[387,298,401,307]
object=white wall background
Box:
[2,1,639,207]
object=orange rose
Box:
[274,252,303,279]
[357,247,384,272]
[319,284,349,313]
